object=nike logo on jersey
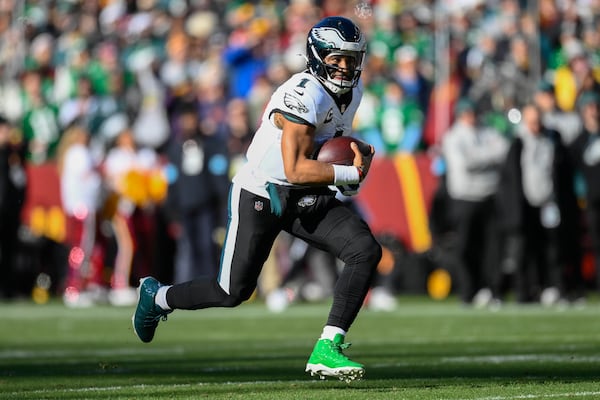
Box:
[284,92,309,114]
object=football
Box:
[316,136,371,165]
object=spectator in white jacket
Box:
[441,98,509,306]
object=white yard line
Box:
[5,380,314,396]
[6,382,600,399]
[440,354,600,364]
[465,392,600,400]
[0,346,185,359]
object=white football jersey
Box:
[233,71,363,197]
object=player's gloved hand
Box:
[337,183,360,196]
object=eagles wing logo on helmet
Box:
[312,27,346,48]
[311,27,364,52]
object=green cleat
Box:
[305,333,365,382]
[132,277,171,343]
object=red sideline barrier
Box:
[21,155,439,252]
[20,162,65,242]
[356,153,438,253]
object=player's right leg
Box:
[132,183,281,342]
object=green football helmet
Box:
[306,16,366,94]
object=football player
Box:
[133,16,380,382]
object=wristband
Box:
[333,164,360,185]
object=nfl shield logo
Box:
[254,200,264,211]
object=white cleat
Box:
[305,365,365,382]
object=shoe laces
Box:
[144,309,170,326]
[327,339,352,360]
[332,336,352,350]
[338,342,351,350]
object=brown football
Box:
[316,136,371,165]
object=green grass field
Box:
[1,296,600,399]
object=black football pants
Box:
[166,182,382,331]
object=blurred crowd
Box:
[0,0,599,309]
